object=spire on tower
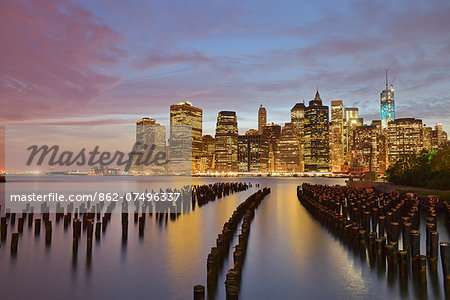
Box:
[314,89,321,101]
[385,67,388,89]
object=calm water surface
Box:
[0,177,447,299]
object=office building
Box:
[303,91,330,171]
[215,111,238,172]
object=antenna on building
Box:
[385,66,388,89]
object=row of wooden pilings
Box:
[1,183,247,258]
[193,187,271,300]
[1,210,55,253]
[297,183,450,294]
[192,182,250,208]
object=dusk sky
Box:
[1,0,449,136]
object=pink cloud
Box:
[0,0,126,122]
[133,50,211,71]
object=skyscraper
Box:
[304,91,330,171]
[238,132,269,172]
[215,111,238,172]
[430,124,448,150]
[196,135,215,172]
[134,117,166,174]
[170,101,203,155]
[387,118,423,165]
[352,125,379,173]
[422,126,433,150]
[380,68,395,130]
[275,123,302,172]
[258,105,267,134]
[291,102,305,141]
[262,123,281,172]
[343,107,363,165]
[330,100,344,172]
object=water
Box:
[0,177,447,299]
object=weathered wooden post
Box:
[45,220,52,245]
[378,216,386,238]
[1,217,8,240]
[413,255,427,283]
[11,232,19,253]
[398,250,408,278]
[410,230,420,257]
[401,222,411,252]
[95,222,101,240]
[426,223,436,256]
[138,216,144,236]
[225,269,239,300]
[440,242,450,288]
[193,285,205,300]
[35,219,41,235]
[73,219,81,239]
[429,231,439,270]
[18,218,24,233]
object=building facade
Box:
[380,69,395,130]
[258,105,267,134]
[330,100,344,172]
[275,123,302,172]
[352,125,379,173]
[196,135,215,172]
[238,133,269,172]
[262,123,282,172]
[134,118,166,174]
[387,118,423,165]
[303,91,330,171]
[170,101,203,155]
[215,111,238,172]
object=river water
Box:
[0,176,446,299]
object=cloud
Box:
[133,50,210,71]
[1,0,449,134]
[0,0,126,122]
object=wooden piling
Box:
[410,230,420,257]
[193,285,205,300]
[11,233,19,253]
[95,222,101,240]
[35,219,41,235]
[1,217,7,240]
[398,250,408,278]
[441,242,450,280]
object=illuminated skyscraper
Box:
[380,68,395,130]
[258,105,267,134]
[352,125,379,173]
[262,123,281,172]
[275,123,302,172]
[387,118,423,165]
[304,91,329,171]
[215,111,238,172]
[330,100,344,172]
[291,102,306,171]
[238,133,269,172]
[422,126,433,150]
[431,124,447,149]
[196,135,215,172]
[291,102,305,141]
[134,117,166,174]
[170,101,202,155]
[343,107,362,165]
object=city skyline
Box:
[131,86,447,174]
[0,0,449,136]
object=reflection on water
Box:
[0,177,445,299]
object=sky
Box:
[1,0,449,139]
